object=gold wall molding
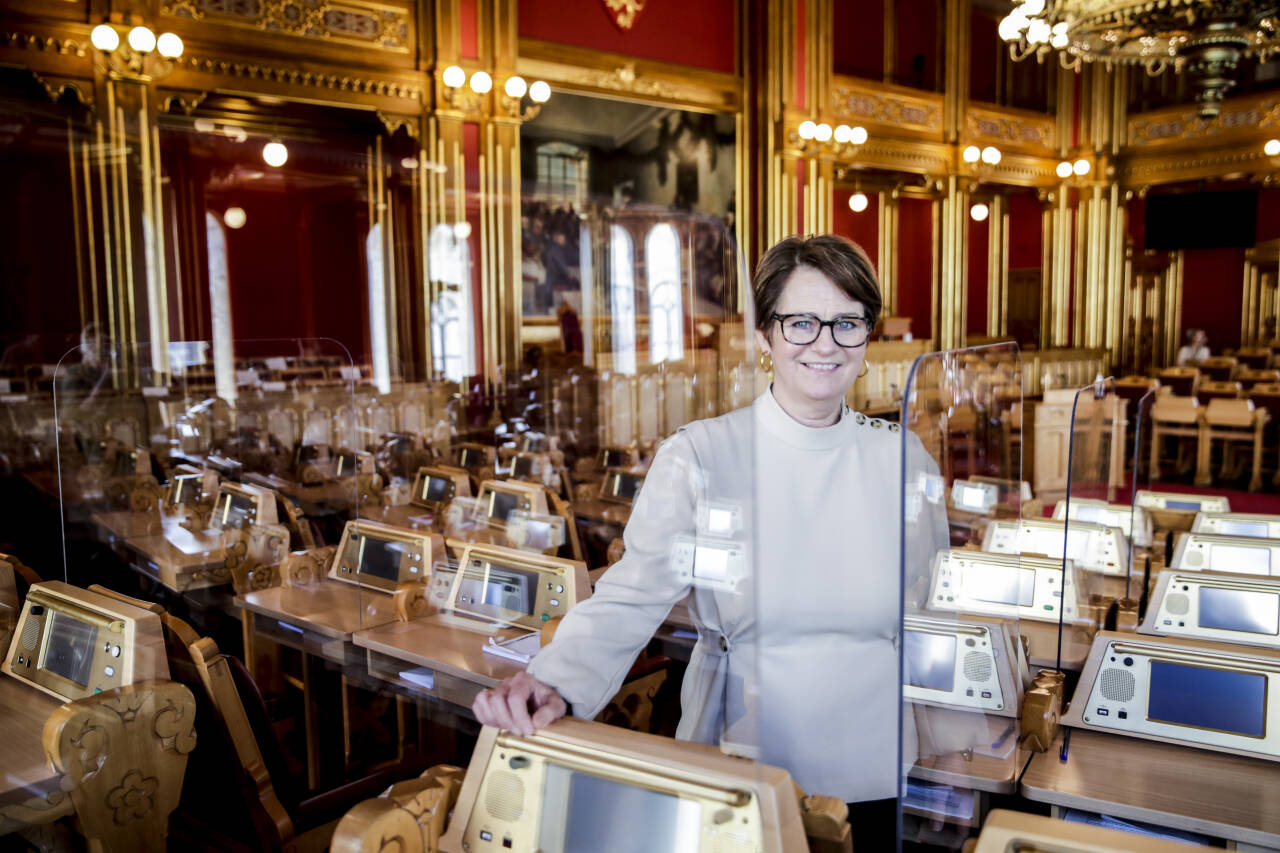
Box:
[515,39,740,112]
[831,76,943,140]
[1120,148,1275,186]
[29,70,92,106]
[0,30,87,57]
[162,0,412,53]
[168,53,424,103]
[1128,92,1280,150]
[1242,241,1280,347]
[841,138,951,176]
[602,0,647,31]
[965,105,1054,154]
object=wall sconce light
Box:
[963,145,1002,171]
[1055,157,1093,182]
[849,192,869,213]
[90,22,183,79]
[1265,139,1280,157]
[262,141,288,168]
[499,75,552,120]
[468,71,493,94]
[223,207,247,230]
[794,120,868,157]
[970,202,990,222]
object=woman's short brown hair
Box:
[751,234,882,334]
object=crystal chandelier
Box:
[999,0,1280,117]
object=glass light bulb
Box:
[127,26,156,54]
[834,124,853,143]
[223,207,246,230]
[798,121,817,140]
[1266,139,1280,157]
[442,65,466,88]
[91,24,120,52]
[469,71,493,94]
[998,15,1023,42]
[850,126,868,145]
[156,32,183,58]
[963,145,981,163]
[981,146,1002,165]
[1021,0,1046,15]
[504,76,527,98]
[262,141,288,167]
[849,192,869,213]
[529,80,551,103]
[454,221,472,240]
[814,123,833,142]
[1051,32,1069,48]
[1057,161,1074,178]
[1027,19,1051,44]
[1052,21,1069,35]
[1073,158,1091,176]
[970,203,990,222]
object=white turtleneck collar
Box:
[753,386,855,451]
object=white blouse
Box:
[528,389,947,802]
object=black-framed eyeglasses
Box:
[770,312,869,348]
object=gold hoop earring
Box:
[857,360,870,379]
[759,351,773,374]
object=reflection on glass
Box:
[456,565,538,618]
[904,631,956,691]
[42,613,97,687]
[1220,520,1270,538]
[609,225,637,375]
[429,223,474,381]
[646,223,684,364]
[205,212,236,402]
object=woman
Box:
[1176,328,1210,366]
[474,234,946,845]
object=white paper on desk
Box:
[973,721,1018,761]
[482,632,542,664]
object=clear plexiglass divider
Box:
[898,343,1024,847]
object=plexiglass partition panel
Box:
[898,344,1023,847]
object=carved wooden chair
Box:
[1201,398,1268,491]
[44,679,197,853]
[1148,395,1203,482]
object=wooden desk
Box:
[243,472,354,516]
[1022,729,1280,849]
[354,616,526,711]
[125,515,229,592]
[90,509,163,545]
[571,497,632,526]
[912,708,1029,795]
[366,504,436,531]
[0,677,70,833]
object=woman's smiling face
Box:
[756,265,868,418]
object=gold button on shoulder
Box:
[888,423,901,433]
[870,418,883,429]
[854,413,867,425]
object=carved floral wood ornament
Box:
[603,0,646,31]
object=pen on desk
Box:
[990,721,1016,750]
[1059,727,1071,762]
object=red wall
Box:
[832,188,879,271]
[897,197,933,340]
[896,0,939,89]
[1008,194,1042,269]
[459,0,479,59]
[969,12,997,103]
[834,0,884,80]
[1180,248,1245,352]
[518,0,736,73]
[966,215,988,337]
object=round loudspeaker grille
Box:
[1099,667,1136,703]
[1186,551,1204,568]
[1165,592,1190,616]
[963,651,993,683]
[483,771,525,822]
[711,830,754,853]
[21,616,40,651]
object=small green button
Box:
[1043,605,1053,611]
[94,688,102,694]
[541,613,549,622]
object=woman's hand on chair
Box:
[472,672,567,736]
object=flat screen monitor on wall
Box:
[1145,189,1258,250]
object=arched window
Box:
[536,141,587,205]
[429,223,475,382]
[366,224,392,394]
[205,212,235,403]
[645,223,684,363]
[609,225,637,375]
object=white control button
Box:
[111,646,121,657]
[556,585,564,593]
[549,599,560,607]
[104,665,115,678]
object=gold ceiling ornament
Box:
[603,0,647,31]
[998,0,1280,118]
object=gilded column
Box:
[987,194,1008,337]
[877,189,899,315]
[937,175,968,350]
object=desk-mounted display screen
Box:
[41,611,97,687]
[1167,500,1203,511]
[1220,520,1271,538]
[214,490,257,530]
[456,564,539,619]
[1200,587,1280,636]
[512,456,535,478]
[167,474,202,507]
[1021,527,1090,562]
[904,631,956,692]
[538,764,698,853]
[599,448,627,468]
[1211,544,1272,575]
[112,451,137,478]
[490,490,521,523]
[358,537,412,582]
[334,452,357,478]
[1074,505,1116,527]
[423,475,450,503]
[458,446,485,468]
[958,485,986,511]
[613,473,641,501]
[968,563,1036,607]
[1147,661,1266,738]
